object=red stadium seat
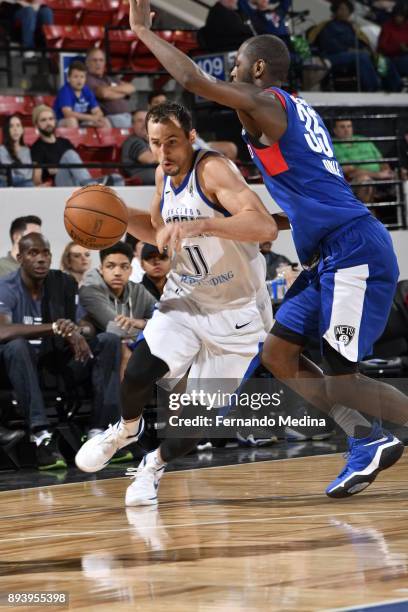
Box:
[97,127,131,161]
[171,30,199,53]
[80,0,119,25]
[106,29,137,71]
[81,25,104,45]
[23,127,40,146]
[46,0,84,25]
[0,96,34,126]
[33,95,55,108]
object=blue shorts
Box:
[275,215,399,362]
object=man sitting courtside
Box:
[0,215,42,278]
[0,233,123,469]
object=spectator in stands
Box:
[260,241,293,280]
[0,215,42,278]
[198,0,253,52]
[239,0,291,46]
[86,48,135,128]
[0,232,125,467]
[54,60,110,129]
[332,118,395,203]
[367,0,397,25]
[378,3,408,78]
[0,0,53,57]
[79,241,155,337]
[79,241,155,382]
[60,242,92,287]
[140,243,170,301]
[0,115,34,187]
[148,92,238,161]
[121,109,157,185]
[308,0,401,91]
[31,105,123,187]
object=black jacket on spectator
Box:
[31,137,73,182]
[198,2,253,52]
[141,273,162,301]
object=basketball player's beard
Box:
[162,163,180,176]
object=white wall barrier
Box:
[1,185,407,279]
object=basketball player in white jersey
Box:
[75,102,278,505]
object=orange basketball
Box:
[64,184,129,250]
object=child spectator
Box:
[0,115,34,187]
[54,60,110,128]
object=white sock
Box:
[329,404,372,438]
[32,430,52,447]
[122,417,141,436]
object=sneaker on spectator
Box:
[36,436,67,470]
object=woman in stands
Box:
[0,114,34,187]
[60,242,92,287]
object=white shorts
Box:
[143,296,266,398]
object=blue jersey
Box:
[242,87,370,266]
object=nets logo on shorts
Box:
[334,325,356,346]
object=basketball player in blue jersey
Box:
[125,0,408,499]
[75,101,278,505]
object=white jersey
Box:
[161,149,266,312]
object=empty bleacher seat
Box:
[0,96,34,126]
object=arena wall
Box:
[2,186,407,279]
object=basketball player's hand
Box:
[156,223,183,257]
[65,332,93,362]
[129,0,154,32]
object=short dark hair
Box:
[147,90,167,104]
[9,215,42,242]
[145,102,192,136]
[99,241,133,263]
[331,0,354,15]
[68,60,87,75]
[243,35,290,82]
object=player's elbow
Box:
[260,217,278,242]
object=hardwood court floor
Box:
[1,451,408,612]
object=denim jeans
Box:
[13,5,53,49]
[0,332,122,430]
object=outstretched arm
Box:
[129,0,286,142]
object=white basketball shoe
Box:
[75,418,144,473]
[125,452,166,506]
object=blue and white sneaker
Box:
[326,424,404,498]
[125,453,166,506]
[75,418,144,473]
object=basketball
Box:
[64,184,129,250]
